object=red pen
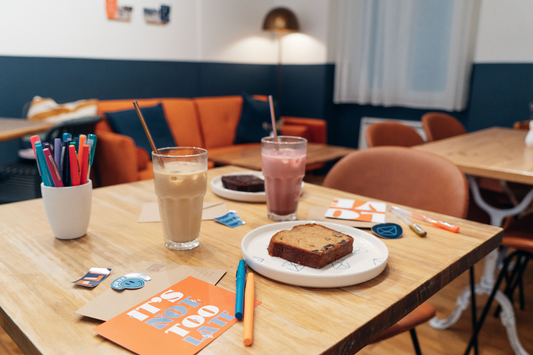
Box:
[69,145,81,186]
[43,148,63,187]
[79,144,89,185]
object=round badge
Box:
[371,223,403,239]
[111,273,151,290]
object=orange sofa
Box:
[94,96,327,187]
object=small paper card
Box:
[94,276,238,355]
[325,198,387,223]
[72,267,112,288]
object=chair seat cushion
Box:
[371,302,436,343]
[503,215,533,254]
[105,103,176,156]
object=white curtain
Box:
[333,0,480,111]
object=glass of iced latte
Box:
[152,147,207,250]
[261,136,307,221]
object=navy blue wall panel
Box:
[197,62,275,98]
[1,56,532,165]
[0,56,203,118]
[465,63,533,132]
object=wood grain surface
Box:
[0,166,502,355]
[208,143,357,171]
[0,118,54,142]
[414,127,533,185]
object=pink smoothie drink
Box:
[261,136,307,221]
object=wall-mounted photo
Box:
[144,5,170,25]
[106,0,132,22]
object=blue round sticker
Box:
[371,223,403,239]
[111,273,151,290]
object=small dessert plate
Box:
[210,171,304,203]
[241,221,389,288]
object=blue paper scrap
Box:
[214,210,245,228]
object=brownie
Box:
[267,223,354,269]
[221,175,265,192]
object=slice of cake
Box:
[221,175,265,192]
[267,223,354,269]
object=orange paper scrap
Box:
[94,276,239,355]
[325,198,386,223]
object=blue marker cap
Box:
[62,132,71,143]
[87,134,97,166]
[34,142,53,187]
[235,260,246,319]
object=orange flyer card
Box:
[325,198,386,223]
[94,276,239,355]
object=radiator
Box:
[358,117,427,149]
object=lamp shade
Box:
[262,7,299,33]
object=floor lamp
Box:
[262,7,299,104]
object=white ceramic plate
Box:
[211,171,304,203]
[241,221,389,288]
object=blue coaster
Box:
[371,223,403,239]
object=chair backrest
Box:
[323,146,469,218]
[42,115,102,144]
[421,112,466,142]
[366,122,424,148]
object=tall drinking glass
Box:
[261,136,307,221]
[152,147,207,250]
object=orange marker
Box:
[390,205,459,233]
[243,273,255,346]
[69,145,81,186]
[79,144,89,185]
[78,135,86,166]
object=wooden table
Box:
[0,117,54,142]
[414,127,533,185]
[208,143,357,171]
[0,166,502,355]
[415,127,533,355]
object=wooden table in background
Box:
[414,127,533,185]
[415,127,533,354]
[208,143,357,171]
[0,166,502,355]
[0,117,54,142]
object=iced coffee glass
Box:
[261,136,307,221]
[152,147,207,250]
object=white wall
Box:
[0,0,330,64]
[474,0,533,63]
[1,0,531,65]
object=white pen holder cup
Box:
[41,180,92,240]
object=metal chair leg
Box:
[409,328,423,355]
[464,250,527,355]
[469,267,479,355]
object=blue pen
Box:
[74,137,79,152]
[34,142,53,187]
[235,259,246,319]
[62,132,71,143]
[54,138,62,175]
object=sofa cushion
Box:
[234,94,279,144]
[105,103,176,156]
[27,96,98,123]
[194,96,243,149]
